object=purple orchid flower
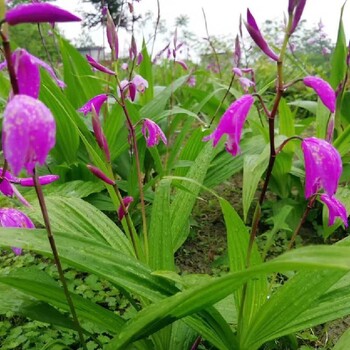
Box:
[239,77,255,93]
[5,3,81,25]
[78,94,108,116]
[320,194,348,227]
[118,196,134,220]
[203,94,255,156]
[0,49,65,98]
[2,95,56,176]
[0,168,59,206]
[0,208,35,255]
[245,9,279,61]
[303,76,335,113]
[301,137,342,198]
[131,74,148,93]
[142,119,167,147]
[86,55,115,75]
[87,165,115,185]
[187,75,196,87]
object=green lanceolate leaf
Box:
[0,228,176,302]
[329,2,347,90]
[0,267,124,334]
[59,37,102,109]
[171,142,214,252]
[219,198,267,342]
[105,244,350,349]
[242,145,269,221]
[334,328,350,350]
[25,196,134,256]
[149,179,174,271]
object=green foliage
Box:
[1,2,350,350]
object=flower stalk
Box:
[33,169,87,349]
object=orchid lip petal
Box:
[6,3,81,25]
[320,194,348,227]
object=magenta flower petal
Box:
[0,49,65,97]
[0,208,35,255]
[15,49,41,98]
[320,194,348,227]
[142,119,167,147]
[91,108,110,161]
[245,9,279,61]
[118,196,134,220]
[2,95,56,176]
[290,0,307,34]
[301,137,342,198]
[175,60,188,71]
[19,175,59,186]
[303,76,335,113]
[78,94,108,116]
[203,94,254,156]
[6,3,81,25]
[86,55,115,75]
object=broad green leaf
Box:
[0,229,237,350]
[0,267,124,334]
[174,128,206,177]
[171,142,214,251]
[220,198,267,341]
[40,71,80,165]
[21,180,105,202]
[25,196,134,256]
[106,244,350,349]
[316,99,330,139]
[329,2,347,89]
[244,270,345,349]
[288,100,317,115]
[0,228,176,302]
[334,328,350,350]
[242,146,269,221]
[140,75,189,118]
[204,135,266,189]
[139,41,154,105]
[59,37,102,108]
[279,98,295,138]
[149,179,174,271]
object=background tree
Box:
[82,0,140,30]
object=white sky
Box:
[55,0,350,54]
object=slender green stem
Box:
[33,169,87,350]
[1,31,19,94]
[112,181,140,259]
[288,196,316,250]
[119,98,149,261]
